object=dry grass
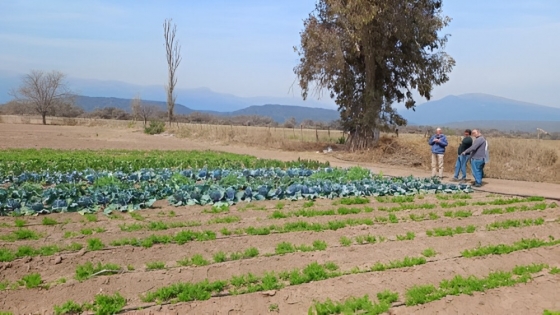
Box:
[336,133,560,183]
[172,124,344,152]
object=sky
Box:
[1,0,559,108]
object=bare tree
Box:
[163,18,182,125]
[131,95,141,121]
[11,70,73,125]
[139,104,158,126]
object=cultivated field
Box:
[0,122,560,315]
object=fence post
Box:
[300,125,303,142]
[316,127,319,142]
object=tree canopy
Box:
[294,0,455,150]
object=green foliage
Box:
[440,201,469,208]
[275,202,285,210]
[543,311,560,315]
[213,251,228,263]
[0,149,328,174]
[63,231,78,239]
[129,212,145,221]
[177,254,209,267]
[336,207,362,215]
[142,279,227,303]
[0,228,41,242]
[0,243,82,263]
[205,204,230,214]
[0,280,10,290]
[288,262,340,285]
[396,231,415,241]
[14,218,26,227]
[146,261,166,270]
[549,267,560,274]
[83,214,98,222]
[144,120,165,135]
[309,294,392,315]
[422,248,436,258]
[75,262,121,281]
[405,264,547,306]
[19,273,42,288]
[355,234,376,244]
[339,236,352,246]
[462,238,560,258]
[92,292,126,315]
[303,200,315,208]
[54,300,85,315]
[486,218,545,231]
[87,238,105,251]
[436,193,471,200]
[338,196,369,205]
[243,247,259,258]
[80,228,93,235]
[207,216,240,224]
[426,225,476,237]
[376,195,414,203]
[275,242,295,255]
[443,210,472,218]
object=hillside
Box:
[230,104,339,123]
[442,120,560,133]
[71,96,339,124]
[74,96,194,115]
[399,93,560,125]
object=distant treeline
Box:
[0,100,341,130]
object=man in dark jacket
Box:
[461,129,487,187]
[453,129,473,181]
[428,127,448,178]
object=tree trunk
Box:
[42,113,47,125]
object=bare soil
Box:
[1,123,560,315]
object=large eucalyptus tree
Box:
[294,0,455,150]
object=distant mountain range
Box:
[399,93,560,125]
[0,70,336,112]
[74,95,341,123]
[2,70,560,131]
[398,93,560,132]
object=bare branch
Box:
[11,70,73,124]
[164,18,182,125]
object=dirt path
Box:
[2,123,559,199]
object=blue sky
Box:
[1,0,559,108]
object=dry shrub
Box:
[173,124,340,152]
[62,118,78,126]
[484,138,559,182]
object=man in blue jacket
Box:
[428,128,448,178]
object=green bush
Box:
[144,120,165,135]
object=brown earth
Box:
[1,123,560,315]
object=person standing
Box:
[428,127,448,178]
[453,129,473,181]
[461,129,487,187]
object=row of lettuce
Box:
[0,149,471,215]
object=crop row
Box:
[309,263,555,315]
[0,149,329,174]
[3,235,559,315]
[0,172,470,215]
[1,208,556,269]
[47,237,560,313]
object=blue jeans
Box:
[471,158,485,185]
[453,155,468,179]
